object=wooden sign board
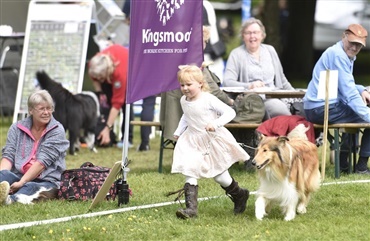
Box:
[89,161,122,210]
[13,0,94,122]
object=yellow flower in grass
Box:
[102,227,107,232]
[48,229,53,234]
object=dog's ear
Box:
[277,136,289,143]
[256,131,265,141]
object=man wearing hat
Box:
[303,24,370,174]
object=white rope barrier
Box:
[0,180,369,232]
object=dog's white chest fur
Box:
[257,174,298,206]
[255,170,300,221]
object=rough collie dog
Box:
[36,71,99,155]
[252,136,321,221]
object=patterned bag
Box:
[58,162,117,201]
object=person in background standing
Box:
[203,0,226,82]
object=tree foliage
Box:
[256,0,317,80]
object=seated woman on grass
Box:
[0,89,69,205]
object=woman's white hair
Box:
[240,17,267,39]
[88,54,115,83]
[27,89,54,114]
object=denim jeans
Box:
[0,170,57,203]
[120,96,156,145]
[305,102,370,157]
[140,96,156,145]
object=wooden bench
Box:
[130,120,370,178]
[130,121,260,129]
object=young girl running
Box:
[171,64,250,219]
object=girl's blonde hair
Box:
[88,54,116,83]
[177,64,209,92]
[203,25,211,43]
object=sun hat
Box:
[345,24,368,47]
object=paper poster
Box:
[317,70,338,100]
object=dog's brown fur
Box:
[252,136,321,221]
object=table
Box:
[221,87,307,99]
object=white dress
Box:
[171,92,250,178]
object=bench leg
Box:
[158,131,164,173]
[334,129,340,179]
[158,134,177,173]
[348,134,353,173]
[350,132,358,173]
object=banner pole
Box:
[122,103,130,168]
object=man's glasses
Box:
[345,34,363,49]
[33,107,54,113]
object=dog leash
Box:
[202,131,220,156]
[238,143,257,150]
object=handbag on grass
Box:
[58,162,117,201]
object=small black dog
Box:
[36,71,99,155]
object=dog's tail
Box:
[81,91,100,117]
[287,123,309,140]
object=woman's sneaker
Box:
[117,141,133,149]
[0,181,10,205]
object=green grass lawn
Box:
[0,118,369,241]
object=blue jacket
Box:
[2,116,69,188]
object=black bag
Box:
[290,101,307,118]
[211,40,226,57]
[232,93,266,123]
[58,162,117,201]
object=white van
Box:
[314,0,370,50]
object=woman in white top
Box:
[223,18,294,118]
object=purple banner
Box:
[127,0,203,103]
